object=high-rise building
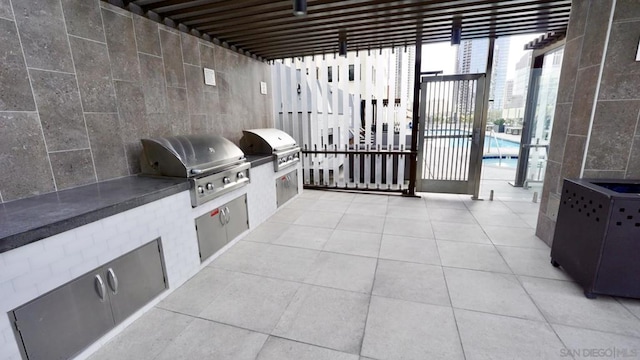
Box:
[455,37,511,111]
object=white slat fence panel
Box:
[398,48,410,190]
[319,56,330,186]
[338,54,349,188]
[301,56,311,184]
[289,58,299,143]
[374,50,385,188]
[330,56,339,187]
[385,49,396,189]
[362,52,373,188]
[309,58,319,185]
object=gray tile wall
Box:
[537,0,640,245]
[0,0,273,203]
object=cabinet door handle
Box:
[106,268,119,294]
[95,274,106,301]
[219,208,226,225]
[225,206,231,224]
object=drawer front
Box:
[276,170,299,207]
[225,194,249,241]
[196,207,228,261]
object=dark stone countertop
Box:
[0,176,190,254]
[246,154,273,167]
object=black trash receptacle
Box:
[551,179,640,299]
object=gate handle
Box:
[106,268,119,294]
[225,206,231,224]
[95,274,106,301]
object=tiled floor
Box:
[89,190,640,360]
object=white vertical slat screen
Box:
[289,58,299,144]
[374,50,384,187]
[330,56,339,187]
[300,56,311,184]
[398,48,410,190]
[319,56,330,186]
[273,46,414,191]
[385,50,396,189]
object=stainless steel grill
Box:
[239,128,300,172]
[140,135,250,207]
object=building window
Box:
[349,64,354,81]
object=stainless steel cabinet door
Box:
[276,170,299,207]
[224,194,249,241]
[196,207,228,261]
[106,240,167,324]
[13,270,113,360]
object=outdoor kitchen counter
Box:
[246,154,273,167]
[0,176,190,254]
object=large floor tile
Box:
[242,221,290,243]
[385,205,429,220]
[618,298,640,320]
[210,241,319,282]
[424,195,468,210]
[383,217,434,238]
[322,229,382,258]
[437,240,511,273]
[379,235,441,265]
[472,212,532,228]
[345,202,388,217]
[444,267,544,321]
[158,267,237,315]
[319,191,356,203]
[88,308,193,360]
[431,221,491,243]
[313,199,352,213]
[361,296,464,360]
[497,246,571,281]
[482,225,549,249]
[198,273,300,333]
[293,210,344,228]
[298,190,324,199]
[304,252,377,293]
[552,324,640,357]
[155,318,268,360]
[373,259,450,306]
[387,195,427,208]
[427,208,478,224]
[268,207,305,224]
[286,197,318,210]
[273,285,370,354]
[256,337,359,360]
[520,276,640,338]
[352,193,388,204]
[272,224,333,250]
[336,214,385,233]
[455,309,566,360]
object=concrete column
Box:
[537,0,640,245]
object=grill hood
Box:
[240,129,297,154]
[140,135,246,178]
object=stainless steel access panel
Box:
[276,169,299,207]
[196,194,249,261]
[11,239,167,360]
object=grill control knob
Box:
[197,186,204,194]
[206,183,214,190]
[223,177,231,184]
[288,155,293,161]
[237,172,245,179]
[294,153,299,159]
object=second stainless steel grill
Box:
[239,128,300,172]
[140,135,250,207]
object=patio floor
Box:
[88,187,640,360]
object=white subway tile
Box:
[0,259,30,283]
[49,252,83,275]
[11,266,51,291]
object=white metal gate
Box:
[416,73,487,195]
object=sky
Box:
[420,33,543,80]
